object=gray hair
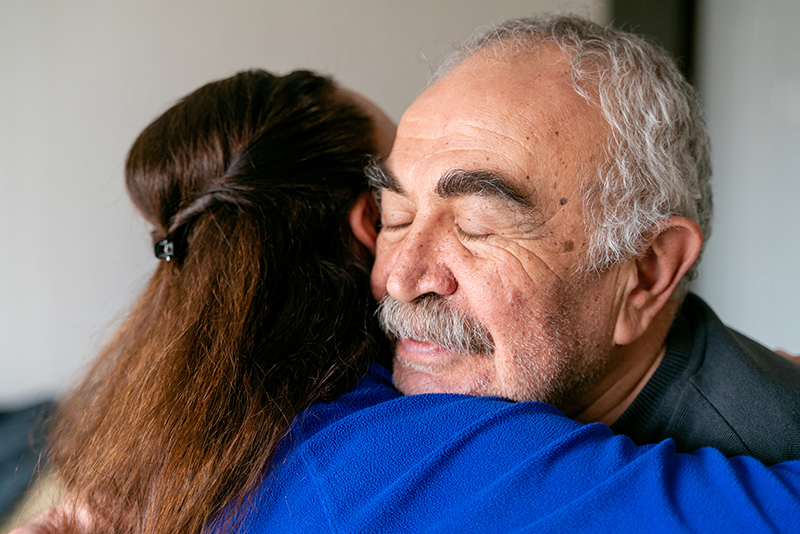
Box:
[434,15,712,289]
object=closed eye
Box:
[455,224,490,241]
[381,221,412,232]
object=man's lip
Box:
[394,338,457,374]
[395,338,452,362]
[397,338,443,351]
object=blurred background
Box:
[1,0,798,409]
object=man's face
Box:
[370,45,628,412]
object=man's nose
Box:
[385,227,457,302]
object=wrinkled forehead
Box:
[388,43,609,192]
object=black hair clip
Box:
[154,239,175,262]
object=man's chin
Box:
[392,355,491,397]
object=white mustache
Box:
[377,295,495,356]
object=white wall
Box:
[0,0,607,406]
[693,0,800,352]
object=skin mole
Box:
[559,197,568,205]
[562,240,574,252]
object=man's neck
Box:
[571,302,679,426]
[572,344,665,425]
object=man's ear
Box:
[613,216,703,346]
[349,191,379,255]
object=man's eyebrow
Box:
[365,160,403,195]
[436,169,537,212]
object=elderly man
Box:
[366,15,800,464]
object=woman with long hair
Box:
[41,69,393,534]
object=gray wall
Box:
[693,0,800,352]
[0,0,607,406]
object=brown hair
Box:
[47,70,387,533]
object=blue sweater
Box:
[219,365,800,533]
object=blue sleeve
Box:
[239,369,800,533]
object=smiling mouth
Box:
[397,337,448,353]
[392,337,491,372]
[387,329,496,360]
[393,348,452,375]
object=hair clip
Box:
[154,239,175,262]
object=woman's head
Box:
[50,70,393,534]
[127,70,388,265]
